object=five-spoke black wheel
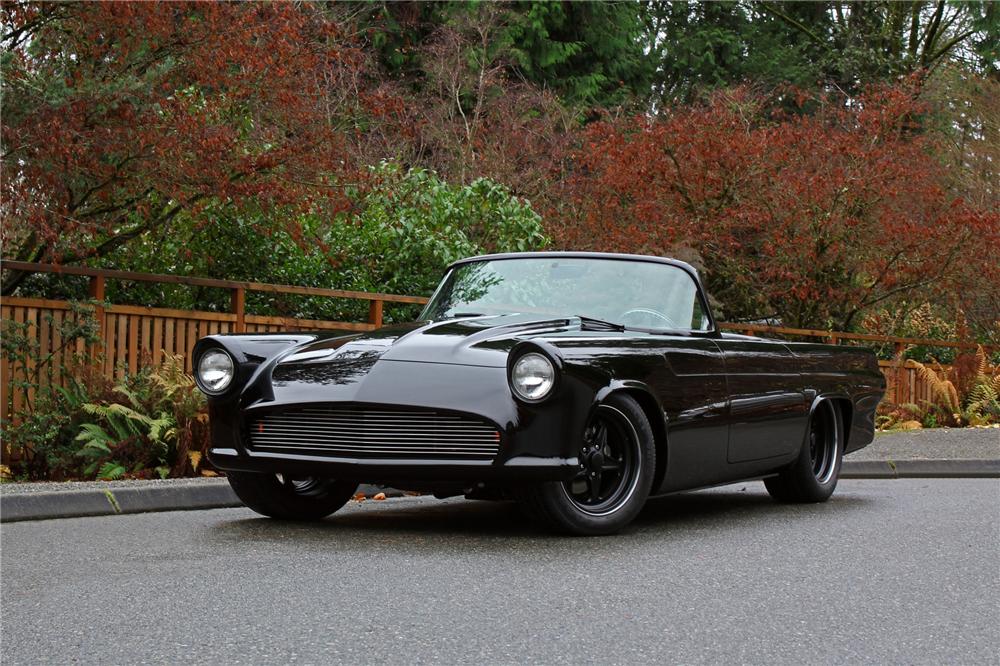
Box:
[227,470,358,520]
[561,403,643,516]
[516,393,656,535]
[764,399,843,503]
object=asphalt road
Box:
[2,479,998,665]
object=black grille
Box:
[247,406,501,460]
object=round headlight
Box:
[511,352,555,401]
[197,349,235,394]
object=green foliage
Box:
[1,302,106,479]
[1,300,103,416]
[2,371,112,480]
[504,1,655,106]
[646,1,769,103]
[355,1,654,107]
[76,394,174,479]
[3,352,209,481]
[966,1,999,77]
[644,1,997,104]
[73,354,208,480]
[328,163,548,301]
[861,303,965,363]
[964,351,1000,423]
[36,163,547,323]
[97,462,127,482]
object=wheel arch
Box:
[808,393,853,450]
[596,383,669,495]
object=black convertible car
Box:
[194,252,885,535]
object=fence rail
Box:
[717,322,995,353]
[2,261,992,420]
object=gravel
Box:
[849,426,1000,461]
[0,476,232,495]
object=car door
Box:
[654,337,731,491]
[714,338,809,464]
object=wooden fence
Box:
[1,262,427,420]
[1,261,993,420]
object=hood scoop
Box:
[274,313,575,370]
[280,349,337,364]
[272,345,384,386]
[278,338,393,365]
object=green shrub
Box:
[74,354,209,480]
[1,302,106,479]
[3,341,210,481]
[25,162,549,324]
[323,162,548,320]
[76,399,174,480]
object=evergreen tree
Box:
[350,1,654,107]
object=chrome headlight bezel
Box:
[195,348,236,395]
[509,350,557,403]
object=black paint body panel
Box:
[198,252,886,495]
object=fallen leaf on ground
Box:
[373,492,386,501]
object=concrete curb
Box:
[0,482,396,523]
[2,463,996,523]
[841,459,1000,479]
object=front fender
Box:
[193,333,357,406]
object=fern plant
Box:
[964,346,1000,425]
[147,354,209,475]
[908,346,1000,427]
[911,358,963,425]
[72,353,208,480]
[76,399,173,479]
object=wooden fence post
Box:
[231,287,246,333]
[368,299,383,328]
[87,274,105,361]
[893,341,906,404]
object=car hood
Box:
[276,313,575,372]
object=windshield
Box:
[421,257,712,332]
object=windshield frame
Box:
[419,252,719,337]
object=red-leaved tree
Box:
[1,2,373,294]
[553,85,1000,331]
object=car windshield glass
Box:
[421,257,711,332]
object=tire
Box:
[227,471,358,520]
[516,393,656,536]
[764,400,843,503]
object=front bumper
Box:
[207,446,580,483]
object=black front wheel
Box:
[227,471,358,520]
[764,400,843,503]
[516,393,656,535]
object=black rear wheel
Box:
[764,400,843,503]
[516,393,656,535]
[227,471,358,520]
